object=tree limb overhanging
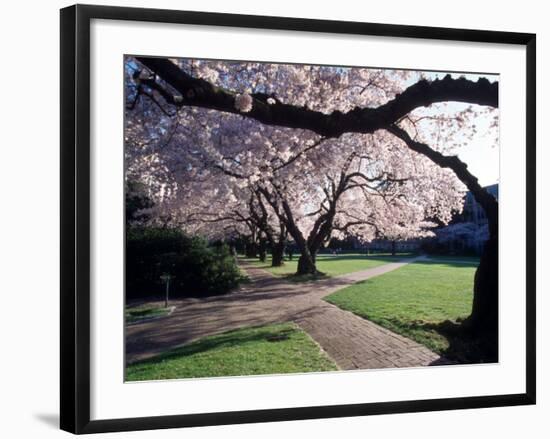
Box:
[386,124,498,235]
[132,55,499,240]
[127,56,500,347]
[135,56,498,138]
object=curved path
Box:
[126,257,446,369]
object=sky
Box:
[425,71,499,188]
[454,134,499,187]
[128,57,500,188]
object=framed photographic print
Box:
[60,4,536,434]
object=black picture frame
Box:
[60,4,536,434]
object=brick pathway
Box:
[126,257,446,369]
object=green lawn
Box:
[238,266,251,283]
[126,323,338,381]
[325,260,479,361]
[244,253,411,279]
[125,304,171,324]
[424,255,480,264]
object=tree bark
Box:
[391,240,396,256]
[297,250,317,275]
[135,57,498,138]
[245,241,257,258]
[388,126,498,358]
[464,232,498,361]
[470,236,498,325]
[271,242,286,267]
[135,58,501,357]
[258,238,267,263]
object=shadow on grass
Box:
[127,273,250,304]
[129,326,296,367]
[243,253,415,266]
[125,305,172,324]
[315,253,415,261]
[395,318,497,364]
[413,259,480,269]
[127,308,164,318]
[239,274,252,284]
[280,272,331,283]
[244,255,417,282]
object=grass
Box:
[325,260,480,362]
[126,323,338,381]
[425,255,481,264]
[244,253,412,280]
[238,266,252,284]
[125,304,171,323]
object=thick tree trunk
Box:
[135,60,503,359]
[387,126,499,359]
[245,241,257,258]
[391,240,396,256]
[463,197,498,361]
[259,239,267,263]
[471,236,498,329]
[296,250,317,275]
[465,232,498,361]
[136,57,498,139]
[271,242,286,267]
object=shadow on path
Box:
[126,256,446,370]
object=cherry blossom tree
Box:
[126,90,464,275]
[125,56,499,350]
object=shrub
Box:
[126,227,241,299]
[125,179,154,225]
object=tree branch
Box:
[386,124,498,235]
[135,56,498,138]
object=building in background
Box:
[327,184,498,256]
[432,184,498,255]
